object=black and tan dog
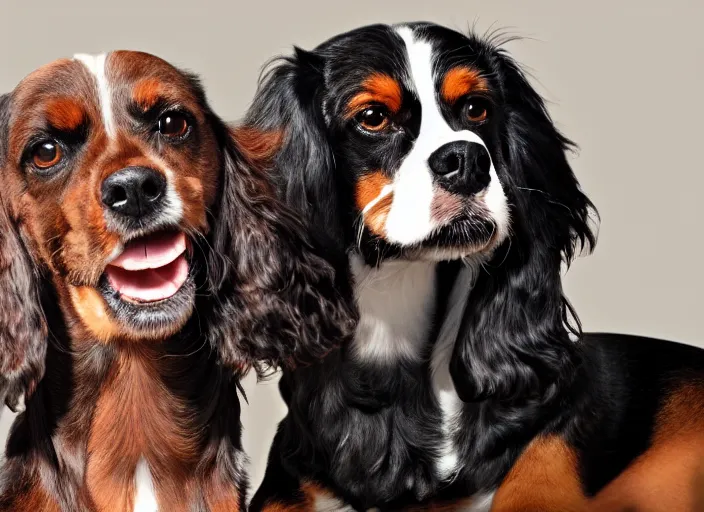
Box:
[245,22,704,512]
[0,51,354,511]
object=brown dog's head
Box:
[0,51,355,404]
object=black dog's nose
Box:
[428,141,492,194]
[101,167,166,218]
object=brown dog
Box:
[0,51,354,511]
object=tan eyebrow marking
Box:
[133,78,166,111]
[345,73,403,118]
[45,98,86,131]
[440,66,489,105]
[132,78,179,112]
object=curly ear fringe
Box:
[231,126,283,168]
[203,121,356,378]
[0,93,47,409]
[244,51,348,259]
[203,50,357,377]
[0,194,47,411]
[450,245,581,404]
[449,48,597,405]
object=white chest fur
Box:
[349,256,478,479]
[350,255,437,363]
[347,256,492,509]
[133,458,158,512]
[430,264,478,480]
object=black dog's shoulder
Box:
[572,333,704,495]
[582,332,704,373]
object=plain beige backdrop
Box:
[1,0,702,496]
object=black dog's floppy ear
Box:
[244,48,348,259]
[202,117,356,376]
[449,51,597,404]
[0,93,48,411]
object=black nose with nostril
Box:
[101,166,166,218]
[428,140,492,194]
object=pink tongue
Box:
[110,231,187,271]
[106,232,189,302]
[107,257,188,302]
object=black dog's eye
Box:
[31,140,63,170]
[355,106,390,132]
[465,97,490,123]
[158,111,190,138]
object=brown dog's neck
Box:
[84,342,202,510]
[11,305,245,512]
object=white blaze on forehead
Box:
[384,26,509,247]
[384,27,437,245]
[73,53,116,139]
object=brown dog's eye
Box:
[356,106,390,132]
[32,141,63,169]
[158,112,190,138]
[465,97,490,123]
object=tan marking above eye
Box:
[346,73,403,119]
[45,98,86,132]
[441,66,489,105]
[133,78,164,111]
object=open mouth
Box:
[105,230,189,303]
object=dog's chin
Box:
[98,230,196,340]
[97,272,196,340]
[394,217,504,262]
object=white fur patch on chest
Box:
[430,264,478,480]
[347,254,491,512]
[133,458,158,512]
[350,255,437,363]
[466,491,496,511]
[314,493,357,511]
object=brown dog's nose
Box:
[101,167,166,218]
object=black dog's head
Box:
[245,23,596,402]
[0,52,354,407]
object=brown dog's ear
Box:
[0,93,48,411]
[200,119,356,376]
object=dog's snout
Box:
[101,167,166,218]
[428,141,491,194]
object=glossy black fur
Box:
[252,333,704,510]
[245,22,704,510]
